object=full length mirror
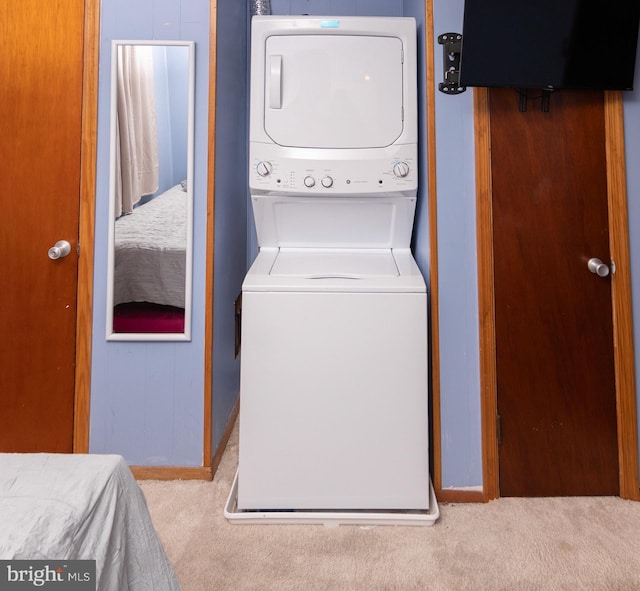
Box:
[106,41,195,341]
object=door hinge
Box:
[497,414,502,445]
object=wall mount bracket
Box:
[438,33,466,94]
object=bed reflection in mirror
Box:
[106,41,194,341]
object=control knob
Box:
[304,176,316,188]
[256,161,273,177]
[321,176,334,188]
[393,161,410,178]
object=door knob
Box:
[48,240,71,260]
[588,257,610,277]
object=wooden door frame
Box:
[204,0,239,478]
[474,87,640,501]
[73,0,100,453]
[203,0,217,477]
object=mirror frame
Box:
[106,40,195,342]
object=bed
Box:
[0,453,180,591]
[114,183,187,310]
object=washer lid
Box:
[270,248,399,279]
[244,248,426,293]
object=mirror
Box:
[106,41,195,341]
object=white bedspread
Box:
[0,454,181,591]
[114,184,187,309]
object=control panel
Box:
[249,145,418,196]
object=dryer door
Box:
[264,35,403,149]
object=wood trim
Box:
[203,1,218,468]
[211,398,239,475]
[473,88,500,502]
[73,0,100,453]
[131,466,213,481]
[424,0,443,497]
[436,488,485,504]
[604,91,640,501]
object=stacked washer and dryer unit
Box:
[229,15,438,525]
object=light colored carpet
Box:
[140,425,640,590]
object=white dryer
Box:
[236,16,433,516]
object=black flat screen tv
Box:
[459,0,640,90]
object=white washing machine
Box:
[235,16,434,517]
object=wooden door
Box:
[490,88,619,496]
[0,1,85,452]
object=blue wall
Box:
[431,0,482,488]
[90,0,210,466]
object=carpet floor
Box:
[140,425,640,590]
